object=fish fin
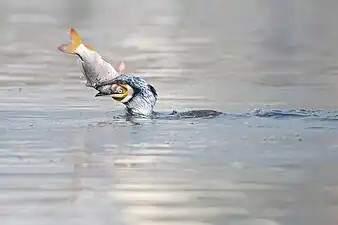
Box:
[57,28,84,54]
[69,28,83,52]
[57,43,74,54]
[117,61,126,74]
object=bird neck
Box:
[124,93,156,116]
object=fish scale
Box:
[78,46,119,88]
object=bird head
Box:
[95,74,158,116]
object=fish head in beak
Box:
[95,83,134,103]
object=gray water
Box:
[1,0,338,224]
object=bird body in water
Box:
[96,74,158,116]
[58,28,222,119]
[95,68,221,118]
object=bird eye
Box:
[118,89,123,94]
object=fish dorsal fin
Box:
[117,61,126,74]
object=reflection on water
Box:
[1,0,338,225]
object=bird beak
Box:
[95,92,105,97]
[94,88,121,97]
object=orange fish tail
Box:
[69,28,83,52]
[58,28,95,54]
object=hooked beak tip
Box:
[95,92,103,97]
[95,91,112,97]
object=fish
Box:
[57,28,121,94]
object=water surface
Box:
[1,0,338,225]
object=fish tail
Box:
[58,28,95,54]
[69,28,83,52]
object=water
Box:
[1,0,338,224]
